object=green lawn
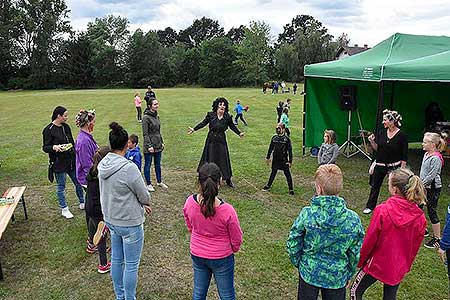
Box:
[0,87,447,299]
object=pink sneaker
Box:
[97,262,111,274]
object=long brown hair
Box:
[198,163,222,218]
[389,168,426,205]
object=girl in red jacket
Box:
[350,168,426,300]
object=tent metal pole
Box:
[375,81,385,137]
[389,81,395,109]
[302,78,307,156]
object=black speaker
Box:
[340,86,357,111]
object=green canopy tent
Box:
[303,33,450,156]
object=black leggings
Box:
[425,187,441,224]
[350,270,399,300]
[267,166,293,190]
[136,106,142,121]
[366,165,399,210]
[298,275,346,300]
[234,113,247,125]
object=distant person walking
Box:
[280,107,290,137]
[293,83,298,95]
[276,101,284,123]
[134,92,142,122]
[98,122,151,300]
[188,97,244,188]
[233,99,247,126]
[183,162,243,300]
[42,106,84,219]
[144,86,156,102]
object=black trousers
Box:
[88,216,107,266]
[425,187,441,224]
[136,106,142,121]
[234,113,247,125]
[350,270,399,300]
[298,275,346,300]
[366,165,399,210]
[267,165,293,190]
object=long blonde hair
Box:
[424,132,446,152]
[389,168,425,205]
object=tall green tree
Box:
[0,0,21,87]
[87,15,129,86]
[235,21,271,86]
[226,25,246,44]
[198,37,239,87]
[178,17,224,48]
[275,43,299,82]
[14,0,71,88]
[157,27,178,47]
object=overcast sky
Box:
[66,0,450,47]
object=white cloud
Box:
[66,0,450,46]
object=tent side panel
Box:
[305,78,379,147]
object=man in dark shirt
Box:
[42,106,84,219]
[144,86,156,102]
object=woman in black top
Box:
[363,110,408,214]
[188,97,245,188]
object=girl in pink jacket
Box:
[183,162,243,300]
[351,168,426,300]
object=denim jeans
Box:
[144,152,162,185]
[54,168,84,208]
[191,254,235,300]
[107,223,144,300]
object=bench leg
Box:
[20,195,28,220]
[0,256,3,281]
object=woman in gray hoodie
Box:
[98,122,151,300]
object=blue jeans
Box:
[54,169,84,208]
[107,223,144,300]
[191,254,235,300]
[144,152,162,185]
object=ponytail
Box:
[197,163,222,218]
[389,168,426,205]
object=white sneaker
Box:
[61,207,74,219]
[79,203,85,210]
[147,184,155,192]
[362,208,372,214]
[157,182,168,189]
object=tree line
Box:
[0,0,350,90]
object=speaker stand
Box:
[339,110,371,160]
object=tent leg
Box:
[302,78,307,156]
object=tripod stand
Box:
[339,110,371,160]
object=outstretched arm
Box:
[192,113,211,131]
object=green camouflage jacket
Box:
[287,195,364,289]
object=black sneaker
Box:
[424,237,440,249]
[424,228,430,237]
[289,190,294,195]
[261,185,270,191]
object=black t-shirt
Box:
[375,129,408,163]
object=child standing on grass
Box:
[86,146,111,273]
[262,124,294,195]
[287,164,364,300]
[183,162,243,300]
[318,129,339,165]
[420,132,445,249]
[134,92,142,122]
[233,99,248,126]
[351,168,426,300]
[125,134,142,171]
[280,107,290,136]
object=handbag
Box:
[48,161,55,183]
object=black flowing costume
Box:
[193,112,241,180]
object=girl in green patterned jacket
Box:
[287,164,364,300]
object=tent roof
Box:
[304,33,450,82]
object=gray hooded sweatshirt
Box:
[98,152,150,227]
[419,153,442,189]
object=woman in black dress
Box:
[188,97,245,188]
[363,109,408,214]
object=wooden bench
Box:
[0,186,28,280]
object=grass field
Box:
[0,87,448,299]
